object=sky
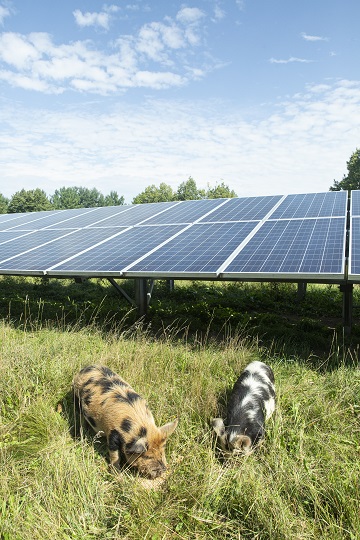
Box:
[0,0,360,204]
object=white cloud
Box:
[73,9,111,30]
[269,57,312,64]
[0,80,359,202]
[213,5,226,21]
[176,7,205,25]
[301,32,328,42]
[0,5,11,25]
[0,7,212,94]
[0,32,40,69]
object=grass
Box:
[0,276,359,539]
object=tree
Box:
[51,186,124,209]
[176,177,205,201]
[330,148,360,191]
[205,181,237,199]
[104,191,124,206]
[0,193,9,213]
[8,189,53,213]
[51,187,82,209]
[132,183,175,204]
[76,187,105,208]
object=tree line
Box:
[0,178,237,214]
[1,149,359,214]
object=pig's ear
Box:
[159,418,178,438]
[211,418,226,438]
[127,439,147,454]
[230,434,252,453]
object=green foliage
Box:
[205,181,237,199]
[132,177,237,205]
[51,186,124,209]
[330,148,360,191]
[7,188,53,213]
[0,193,9,213]
[176,176,205,200]
[103,190,124,206]
[132,182,175,204]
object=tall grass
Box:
[0,310,359,540]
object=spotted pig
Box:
[212,361,275,456]
[73,365,178,478]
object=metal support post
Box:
[135,278,148,317]
[168,279,175,292]
[340,283,353,334]
[297,282,307,302]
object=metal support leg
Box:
[297,282,307,302]
[135,278,148,317]
[168,279,174,292]
[340,283,353,334]
[107,277,136,307]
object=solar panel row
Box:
[0,190,353,282]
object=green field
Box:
[0,276,359,539]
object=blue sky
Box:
[0,0,359,204]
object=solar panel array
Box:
[0,190,350,282]
[349,189,360,282]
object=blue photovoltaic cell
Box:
[142,199,225,225]
[7,207,96,230]
[0,227,129,271]
[48,225,185,274]
[198,195,282,222]
[44,206,130,229]
[270,192,347,219]
[350,190,360,217]
[350,217,360,278]
[125,222,257,274]
[82,201,180,227]
[0,231,34,245]
[0,213,26,226]
[223,218,345,275]
[0,211,66,231]
[0,230,71,263]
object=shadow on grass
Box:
[1,275,360,366]
[58,389,109,465]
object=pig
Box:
[212,360,275,456]
[73,365,178,478]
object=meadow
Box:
[0,276,359,540]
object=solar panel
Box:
[0,229,73,265]
[0,210,66,231]
[124,222,258,278]
[47,225,186,276]
[350,189,360,217]
[5,207,97,231]
[86,201,180,227]
[198,195,283,222]
[0,231,35,245]
[347,191,360,282]
[0,227,128,273]
[222,217,346,279]
[270,191,348,219]
[0,191,351,283]
[141,199,227,225]
[349,217,360,281]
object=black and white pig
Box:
[212,360,275,456]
